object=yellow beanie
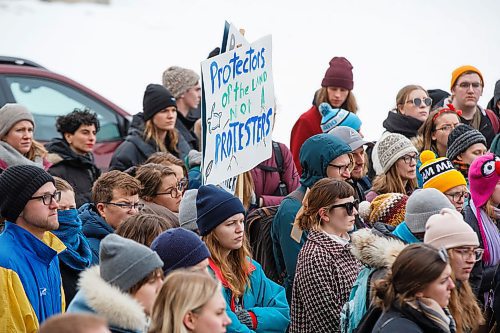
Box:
[450,65,484,90]
[419,150,467,193]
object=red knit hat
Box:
[321,57,354,90]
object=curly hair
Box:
[56,108,100,135]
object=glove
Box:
[235,308,254,330]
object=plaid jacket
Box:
[290,230,360,333]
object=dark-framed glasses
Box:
[406,97,432,107]
[329,200,359,216]
[177,178,188,192]
[156,187,181,198]
[29,191,61,205]
[444,191,470,202]
[102,202,144,211]
[452,247,484,262]
[399,153,418,165]
[328,161,354,174]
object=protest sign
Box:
[201,35,275,185]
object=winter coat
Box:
[78,203,114,265]
[208,258,290,333]
[290,105,322,175]
[109,113,189,171]
[486,79,500,118]
[250,142,300,207]
[372,302,453,333]
[382,110,423,140]
[139,199,179,227]
[290,230,361,332]
[0,222,66,332]
[46,138,101,207]
[185,149,202,189]
[67,266,148,333]
[0,140,51,170]
[175,111,199,151]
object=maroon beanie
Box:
[321,57,354,90]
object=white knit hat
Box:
[372,132,417,175]
[162,66,200,98]
[424,208,479,249]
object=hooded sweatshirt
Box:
[271,133,351,301]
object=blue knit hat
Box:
[319,102,362,133]
[151,228,210,275]
[196,185,245,236]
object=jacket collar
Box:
[208,258,256,289]
[4,222,66,266]
[350,228,406,268]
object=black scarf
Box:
[383,111,423,139]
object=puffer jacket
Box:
[78,203,114,265]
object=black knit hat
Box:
[142,84,177,121]
[446,124,487,162]
[0,165,54,221]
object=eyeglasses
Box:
[177,178,188,192]
[434,123,459,132]
[399,154,417,165]
[406,97,432,107]
[29,191,61,205]
[444,191,470,202]
[329,200,359,216]
[156,187,182,198]
[102,202,144,211]
[452,248,484,262]
[457,82,482,90]
[328,162,353,174]
[438,247,449,263]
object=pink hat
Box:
[468,153,500,263]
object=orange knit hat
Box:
[450,65,484,90]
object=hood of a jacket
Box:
[45,138,96,167]
[76,266,147,332]
[350,228,406,269]
[79,203,114,239]
[128,113,145,136]
[299,133,351,188]
[382,110,423,139]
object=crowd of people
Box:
[0,56,499,333]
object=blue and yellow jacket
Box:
[0,222,66,332]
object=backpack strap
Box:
[272,141,288,196]
[486,109,500,133]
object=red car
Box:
[0,56,131,170]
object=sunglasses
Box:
[406,97,432,107]
[329,200,359,216]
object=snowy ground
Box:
[1,0,499,143]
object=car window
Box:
[5,75,121,142]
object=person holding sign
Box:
[290,56,358,175]
[196,184,290,333]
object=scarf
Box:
[52,209,92,270]
[392,221,420,244]
[406,297,456,333]
[0,141,44,168]
[470,199,500,266]
[451,159,470,181]
[382,110,424,139]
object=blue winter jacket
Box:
[209,258,290,333]
[78,203,114,264]
[0,222,66,331]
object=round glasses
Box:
[406,97,432,107]
[156,187,182,198]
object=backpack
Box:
[340,266,378,333]
[486,109,500,133]
[256,141,288,196]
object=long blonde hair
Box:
[446,250,484,333]
[144,119,179,154]
[149,270,221,333]
[314,87,358,113]
[26,139,47,161]
[203,231,252,298]
[371,164,417,196]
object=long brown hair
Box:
[314,87,358,113]
[203,230,252,298]
[446,250,484,333]
[374,243,449,311]
[296,179,354,231]
[415,107,461,154]
[144,119,179,154]
[371,164,417,196]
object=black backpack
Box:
[256,141,288,196]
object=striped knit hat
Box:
[446,124,486,162]
[358,193,408,227]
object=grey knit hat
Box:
[405,188,455,234]
[446,124,487,162]
[372,133,418,175]
[162,66,200,98]
[0,103,35,139]
[99,234,163,292]
[179,189,198,232]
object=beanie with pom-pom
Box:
[419,150,467,193]
[318,103,361,133]
[359,193,408,227]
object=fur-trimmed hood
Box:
[350,228,406,269]
[69,266,147,332]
